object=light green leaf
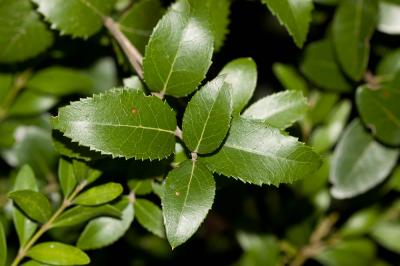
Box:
[260,0,313,47]
[0,74,14,106]
[272,63,308,94]
[58,159,77,197]
[295,156,330,197]
[135,199,165,238]
[203,118,322,186]
[123,76,144,92]
[332,0,378,80]
[0,222,6,266]
[378,1,400,34]
[72,160,102,184]
[27,242,90,265]
[182,76,232,154]
[340,207,380,237]
[219,58,257,114]
[162,160,215,248]
[53,89,177,160]
[77,198,134,250]
[8,190,52,223]
[242,91,308,130]
[371,221,400,253]
[301,40,351,92]
[236,233,280,266]
[118,0,164,53]
[26,67,94,96]
[74,183,123,206]
[22,261,52,266]
[86,58,118,94]
[207,0,230,51]
[8,91,58,117]
[52,205,121,228]
[143,0,214,97]
[128,179,153,195]
[388,166,400,192]
[0,0,53,63]
[330,119,399,199]
[306,92,339,125]
[376,48,400,78]
[32,0,116,38]
[12,165,38,246]
[356,85,400,146]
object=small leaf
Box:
[0,222,6,266]
[272,63,308,94]
[356,85,400,146]
[242,90,308,130]
[236,233,280,266]
[260,0,313,47]
[135,199,165,238]
[162,160,215,248]
[203,118,322,186]
[371,221,400,253]
[143,0,214,97]
[376,48,400,78]
[182,76,232,154]
[330,119,399,199]
[8,190,52,223]
[306,92,339,125]
[27,242,90,265]
[128,179,153,195]
[53,89,177,160]
[207,0,231,51]
[123,76,144,91]
[58,159,77,197]
[340,207,380,238]
[77,198,134,250]
[72,160,101,184]
[74,183,123,206]
[377,1,400,35]
[52,205,121,228]
[0,0,53,63]
[26,67,94,96]
[219,58,257,114]
[22,261,52,266]
[332,0,378,80]
[32,0,116,38]
[52,132,99,162]
[8,91,58,117]
[301,40,351,92]
[118,0,164,53]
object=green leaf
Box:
[22,261,52,266]
[206,0,230,51]
[306,92,339,125]
[272,63,308,94]
[128,179,153,195]
[8,91,58,117]
[388,166,400,192]
[371,221,400,253]
[58,159,77,197]
[86,58,118,94]
[77,198,134,250]
[0,74,14,106]
[0,222,6,266]
[182,76,232,154]
[236,233,280,266]
[356,85,400,146]
[118,0,164,54]
[295,156,330,197]
[332,0,378,80]
[135,199,165,238]
[376,48,400,78]
[27,242,90,265]
[123,76,144,92]
[0,0,53,63]
[340,207,380,237]
[26,67,94,96]
[162,160,215,248]
[203,118,322,186]
[53,89,177,160]
[377,1,400,34]
[219,58,257,114]
[143,0,214,97]
[330,119,399,199]
[74,183,123,206]
[32,0,116,38]
[242,91,308,130]
[300,40,351,92]
[52,205,121,228]
[12,165,38,246]
[260,0,313,47]
[8,190,52,223]
[72,160,102,184]
[52,132,99,162]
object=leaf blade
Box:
[27,242,90,265]
[9,190,52,224]
[135,199,165,238]
[74,183,123,206]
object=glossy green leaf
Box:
[273,63,308,94]
[52,205,121,228]
[12,165,38,246]
[0,222,6,266]
[301,40,351,92]
[135,199,165,238]
[332,0,378,80]
[9,190,52,223]
[128,179,153,195]
[203,118,322,186]
[219,58,257,114]
[32,0,116,38]
[330,119,399,199]
[118,0,164,53]
[378,1,400,34]
[371,221,400,253]
[356,85,400,146]
[27,242,90,265]
[8,91,58,117]
[143,0,214,97]
[58,158,77,197]
[26,67,94,96]
[207,0,230,51]
[53,89,177,160]
[340,207,380,237]
[0,0,53,63]
[77,198,134,250]
[260,0,313,47]
[74,183,123,206]
[162,160,215,248]
[182,76,232,154]
[22,261,52,266]
[242,91,308,129]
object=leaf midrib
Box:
[69,121,175,134]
